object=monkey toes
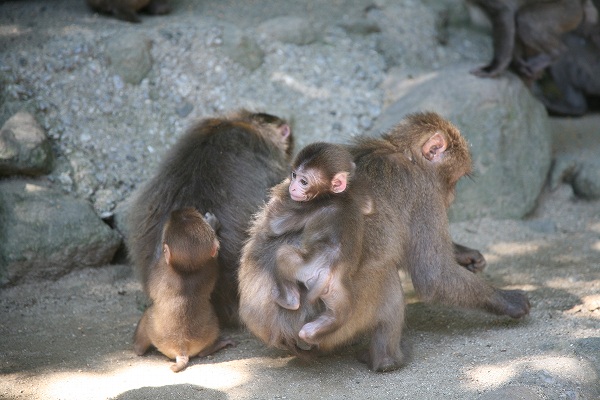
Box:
[490,289,531,319]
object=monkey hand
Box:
[454,243,487,273]
[203,212,221,231]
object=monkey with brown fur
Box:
[86,0,171,23]
[266,143,372,345]
[469,0,595,79]
[126,110,293,327]
[239,112,530,372]
[133,208,233,372]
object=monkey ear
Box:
[280,124,291,138]
[422,132,447,162]
[210,239,220,258]
[331,172,349,193]
[163,243,172,265]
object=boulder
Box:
[371,64,552,221]
[0,180,122,286]
[106,32,153,85]
[0,111,53,176]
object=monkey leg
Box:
[470,0,516,77]
[410,241,530,319]
[299,273,351,344]
[359,269,406,372]
[133,312,152,356]
[274,245,304,310]
[453,242,486,273]
[197,337,236,358]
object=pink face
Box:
[289,170,312,202]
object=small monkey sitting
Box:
[133,208,233,372]
[267,143,372,346]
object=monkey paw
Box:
[491,289,531,319]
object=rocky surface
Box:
[0,0,599,399]
[0,111,54,176]
[0,179,121,285]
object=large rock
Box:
[221,24,265,71]
[0,180,122,286]
[105,32,152,85]
[0,111,53,176]
[371,64,552,221]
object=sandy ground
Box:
[1,169,599,400]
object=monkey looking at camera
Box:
[127,110,294,327]
[86,0,171,23]
[265,143,371,346]
[239,112,530,372]
[133,208,233,372]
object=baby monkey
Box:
[269,142,371,344]
[133,208,233,372]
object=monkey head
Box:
[288,142,354,202]
[162,208,220,272]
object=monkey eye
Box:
[300,179,308,186]
[291,172,297,179]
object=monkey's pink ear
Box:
[210,239,220,258]
[163,244,172,265]
[331,172,349,193]
[280,124,291,138]
[422,132,447,162]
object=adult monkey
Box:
[127,110,294,327]
[238,112,530,372]
[469,0,596,79]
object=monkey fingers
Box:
[453,242,487,273]
[486,289,531,319]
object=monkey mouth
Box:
[290,192,307,202]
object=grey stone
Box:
[257,16,321,46]
[105,33,152,85]
[221,25,265,71]
[0,179,122,286]
[371,64,552,221]
[366,2,439,69]
[0,111,53,177]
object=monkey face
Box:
[289,170,311,201]
[288,168,324,202]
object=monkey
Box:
[532,27,600,115]
[534,32,600,115]
[238,112,530,372]
[264,143,372,345]
[126,110,293,327]
[469,0,595,79]
[133,208,234,372]
[86,0,171,23]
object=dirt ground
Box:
[1,123,600,399]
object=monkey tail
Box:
[170,355,189,372]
